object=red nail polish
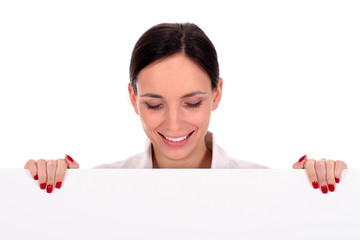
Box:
[66,154,74,162]
[298,154,307,162]
[34,175,38,180]
[312,181,319,189]
[47,185,53,193]
[321,186,328,194]
[40,183,46,190]
[328,184,335,192]
[335,178,340,183]
[56,182,62,189]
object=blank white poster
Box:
[0,169,359,240]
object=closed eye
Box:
[186,101,202,108]
[146,103,162,110]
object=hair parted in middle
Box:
[129,23,219,95]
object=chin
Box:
[163,150,194,161]
[156,142,195,160]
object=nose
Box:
[164,106,183,131]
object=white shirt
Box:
[95,131,267,169]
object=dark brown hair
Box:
[129,23,219,95]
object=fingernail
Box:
[40,183,46,190]
[47,185,53,193]
[34,175,38,180]
[328,184,335,192]
[335,178,340,183]
[321,186,328,194]
[312,181,319,189]
[56,182,62,189]
[66,154,74,162]
[298,154,307,162]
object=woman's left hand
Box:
[293,155,347,194]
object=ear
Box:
[211,78,223,111]
[128,83,139,115]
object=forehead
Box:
[136,54,211,95]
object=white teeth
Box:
[164,133,190,142]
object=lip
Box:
[158,130,195,147]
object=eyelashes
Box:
[186,101,202,108]
[146,104,162,110]
[145,101,202,110]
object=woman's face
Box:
[129,53,222,162]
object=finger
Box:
[326,160,336,192]
[315,159,328,194]
[292,154,307,169]
[65,154,80,169]
[46,160,57,194]
[304,159,319,189]
[334,160,348,183]
[24,159,38,180]
[55,158,68,189]
[36,159,47,190]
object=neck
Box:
[152,142,212,168]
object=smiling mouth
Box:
[158,131,195,142]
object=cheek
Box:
[197,111,211,127]
[186,105,212,128]
[138,107,162,131]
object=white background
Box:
[0,0,359,168]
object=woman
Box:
[24,23,347,194]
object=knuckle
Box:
[26,160,36,170]
[37,159,46,165]
[304,159,315,168]
[56,159,68,167]
[335,160,346,167]
[326,161,335,171]
[47,160,57,167]
[315,161,323,168]
[326,159,334,165]
[24,160,31,169]
[28,159,36,165]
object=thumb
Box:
[292,154,307,169]
[65,154,80,169]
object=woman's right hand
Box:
[24,154,79,193]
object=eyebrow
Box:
[140,91,207,99]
